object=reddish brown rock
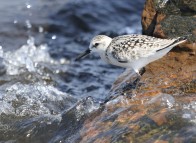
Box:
[79,91,196,143]
[77,1,196,143]
[142,0,157,35]
[141,0,196,84]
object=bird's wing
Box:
[156,35,188,52]
[107,35,176,62]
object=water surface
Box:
[0,0,146,142]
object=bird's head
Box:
[75,35,112,61]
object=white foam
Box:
[2,37,52,75]
[0,82,73,116]
[75,97,99,121]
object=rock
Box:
[142,0,196,46]
[78,1,196,142]
[74,1,196,143]
[141,0,196,85]
[79,92,196,143]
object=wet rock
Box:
[142,0,196,44]
[141,0,196,87]
[77,1,196,142]
[79,93,196,143]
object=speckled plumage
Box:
[103,34,187,73]
[76,34,188,74]
[107,35,177,61]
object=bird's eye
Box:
[94,43,99,47]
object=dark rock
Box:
[141,0,196,86]
[77,1,196,142]
[66,1,196,143]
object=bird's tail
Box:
[156,34,191,52]
[172,34,191,45]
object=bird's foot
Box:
[139,67,146,76]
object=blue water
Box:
[0,0,145,142]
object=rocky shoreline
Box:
[79,1,196,142]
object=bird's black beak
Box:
[75,49,91,61]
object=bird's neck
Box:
[99,47,111,64]
[98,36,112,63]
[99,52,110,63]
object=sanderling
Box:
[75,34,188,75]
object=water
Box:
[1,0,195,143]
[0,0,146,142]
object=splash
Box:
[75,97,99,121]
[0,82,75,116]
[1,37,52,75]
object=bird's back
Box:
[105,34,187,71]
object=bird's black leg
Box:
[110,68,146,98]
[134,67,145,89]
[139,67,146,76]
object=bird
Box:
[75,34,188,75]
